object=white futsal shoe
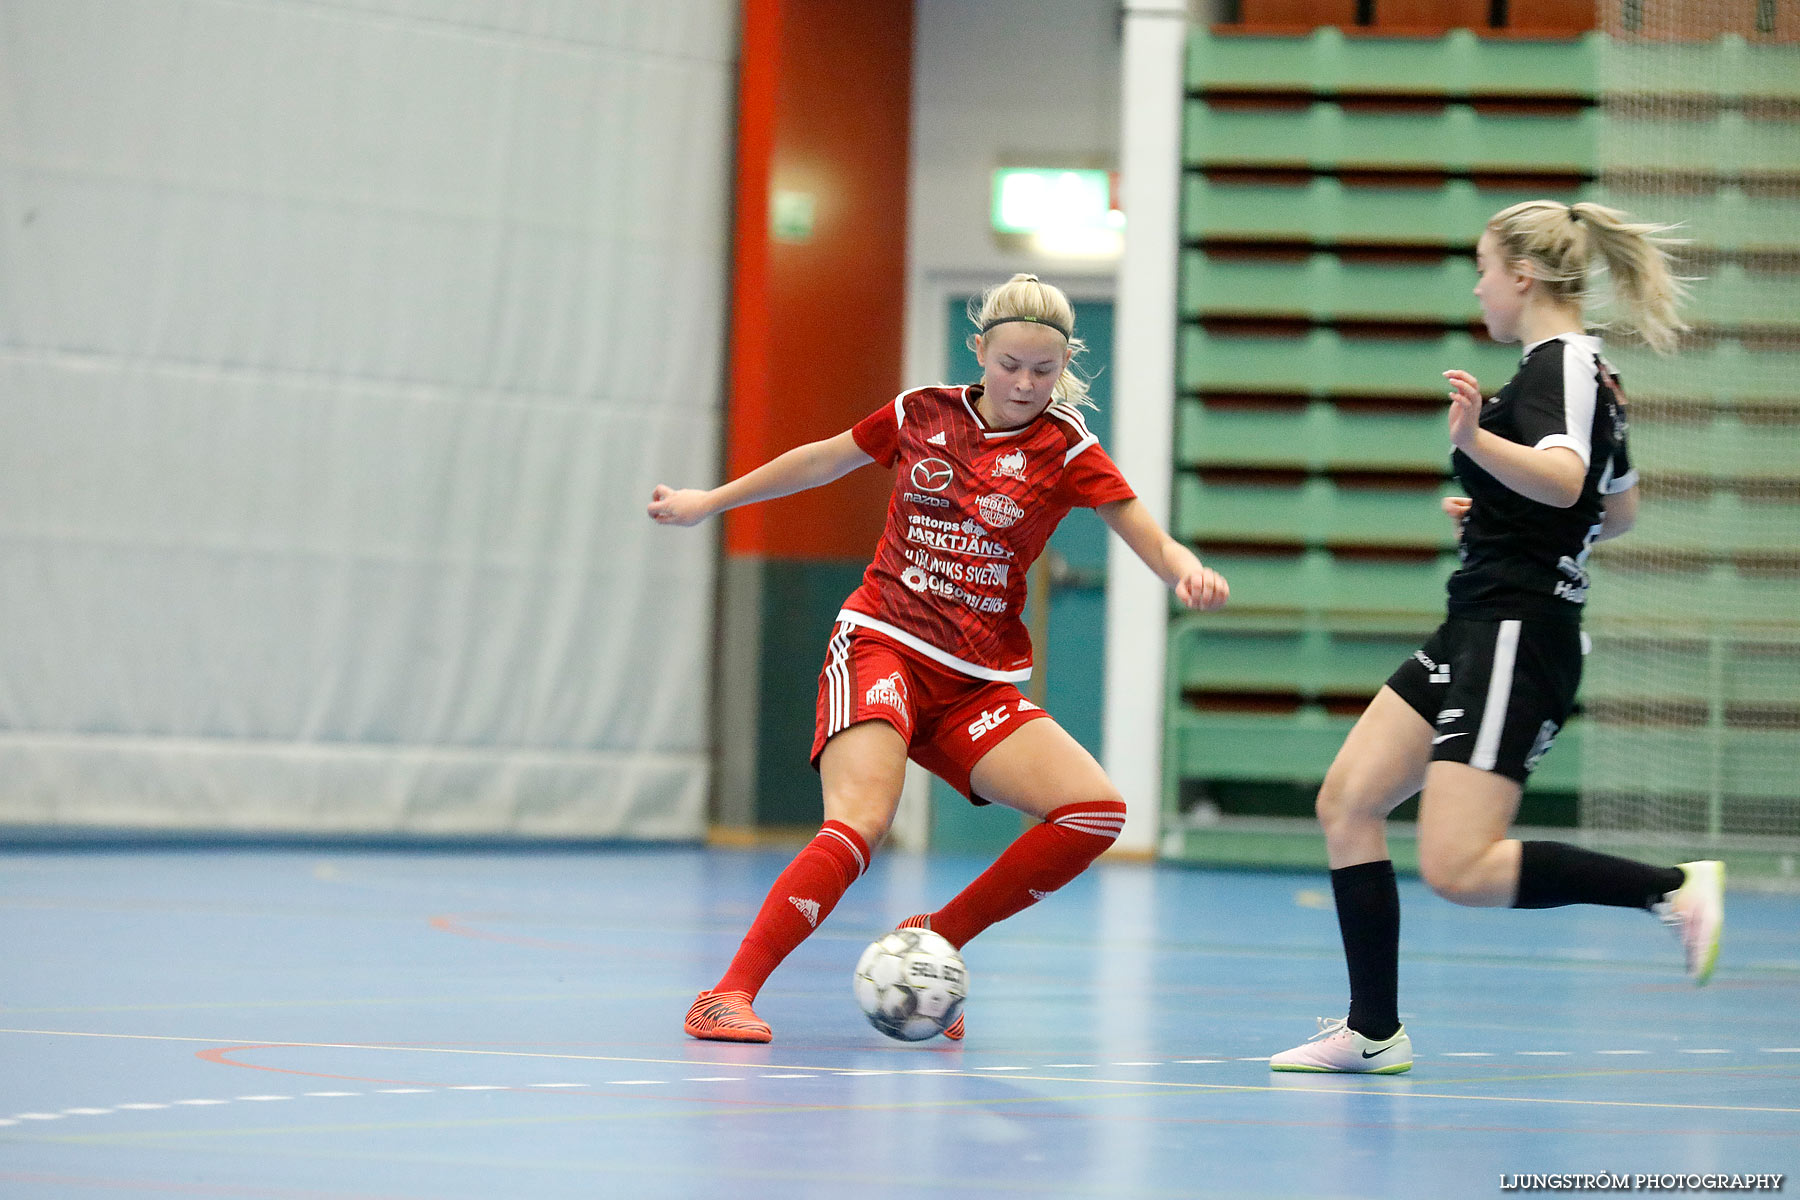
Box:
[1655,860,1724,986]
[1270,1017,1412,1074]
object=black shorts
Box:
[1385,617,1584,784]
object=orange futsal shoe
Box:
[684,989,773,1043]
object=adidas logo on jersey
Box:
[789,896,821,927]
[926,431,947,446]
[1017,698,1039,712]
[1028,889,1052,902]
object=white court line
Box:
[1517,1051,1570,1057]
[6,1025,1798,1122]
[606,1080,663,1086]
[235,1095,291,1102]
[62,1107,112,1115]
[1174,1059,1227,1064]
[377,1088,432,1094]
[529,1083,589,1088]
[449,1085,507,1091]
[1596,1050,1650,1055]
[973,1066,1031,1072]
[1441,1052,1494,1058]
[1679,1049,1730,1054]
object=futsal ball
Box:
[852,927,969,1041]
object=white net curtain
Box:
[0,0,734,836]
[1583,0,1800,848]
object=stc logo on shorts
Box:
[910,458,953,492]
[967,706,1011,740]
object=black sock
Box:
[1332,860,1400,1042]
[1513,840,1685,910]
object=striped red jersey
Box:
[838,384,1135,682]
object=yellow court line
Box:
[3,1027,1797,1117]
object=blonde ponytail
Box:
[1487,200,1692,354]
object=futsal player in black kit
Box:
[1270,201,1723,1074]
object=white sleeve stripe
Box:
[1063,433,1098,466]
[1559,344,1597,467]
[1534,432,1590,465]
[892,393,908,428]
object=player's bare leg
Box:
[902,719,1126,1041]
[819,719,910,848]
[686,721,907,1042]
[1272,688,1430,1073]
[1416,762,1523,907]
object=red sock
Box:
[714,821,870,998]
[928,800,1126,948]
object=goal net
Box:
[1579,0,1800,860]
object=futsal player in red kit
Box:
[649,274,1228,1042]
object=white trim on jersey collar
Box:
[961,387,1037,440]
[1520,331,1601,361]
[958,388,1104,466]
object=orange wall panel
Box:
[725,0,915,560]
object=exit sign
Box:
[991,168,1120,235]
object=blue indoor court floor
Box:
[1,844,1796,1199]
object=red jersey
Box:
[839,384,1136,682]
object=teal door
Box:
[930,296,1116,852]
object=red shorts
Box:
[809,621,1052,804]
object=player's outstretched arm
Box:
[1097,497,1229,611]
[648,430,873,527]
[1443,369,1585,508]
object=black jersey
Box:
[1445,334,1637,623]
